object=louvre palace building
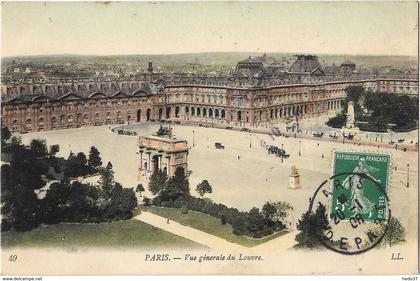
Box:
[1,55,418,133]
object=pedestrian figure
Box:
[321,154,324,158]
[167,219,170,224]
[237,155,240,160]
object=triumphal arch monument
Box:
[138,126,189,180]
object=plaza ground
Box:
[18,122,418,243]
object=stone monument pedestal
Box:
[288,165,301,189]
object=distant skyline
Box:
[1,1,418,57]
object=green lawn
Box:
[2,219,202,249]
[146,206,288,247]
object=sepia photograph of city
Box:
[1,1,418,277]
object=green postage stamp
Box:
[330,151,391,222]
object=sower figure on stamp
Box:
[342,158,380,215]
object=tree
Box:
[158,167,190,201]
[220,214,227,225]
[263,201,293,222]
[30,139,48,159]
[1,127,11,148]
[326,113,347,128]
[172,167,190,195]
[97,165,115,197]
[232,215,248,236]
[136,184,145,196]
[1,143,49,231]
[367,217,406,247]
[143,197,151,206]
[64,152,90,178]
[49,144,60,158]
[262,202,277,221]
[196,180,212,198]
[295,203,331,248]
[246,207,268,238]
[10,136,23,151]
[76,152,88,166]
[88,146,102,168]
[384,217,406,247]
[105,182,137,220]
[148,170,167,195]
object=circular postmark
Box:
[308,172,391,255]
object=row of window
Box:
[166,93,227,105]
[3,98,152,114]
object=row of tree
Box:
[146,169,293,238]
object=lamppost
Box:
[192,130,195,148]
[249,132,252,149]
[298,140,301,156]
[401,163,410,188]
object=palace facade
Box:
[1,55,418,133]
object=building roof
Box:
[341,60,356,66]
[1,80,162,104]
[288,55,324,75]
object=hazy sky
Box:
[1,1,418,57]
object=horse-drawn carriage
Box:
[313,132,324,138]
[343,133,354,140]
[215,142,225,149]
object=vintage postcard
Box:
[0,1,418,276]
